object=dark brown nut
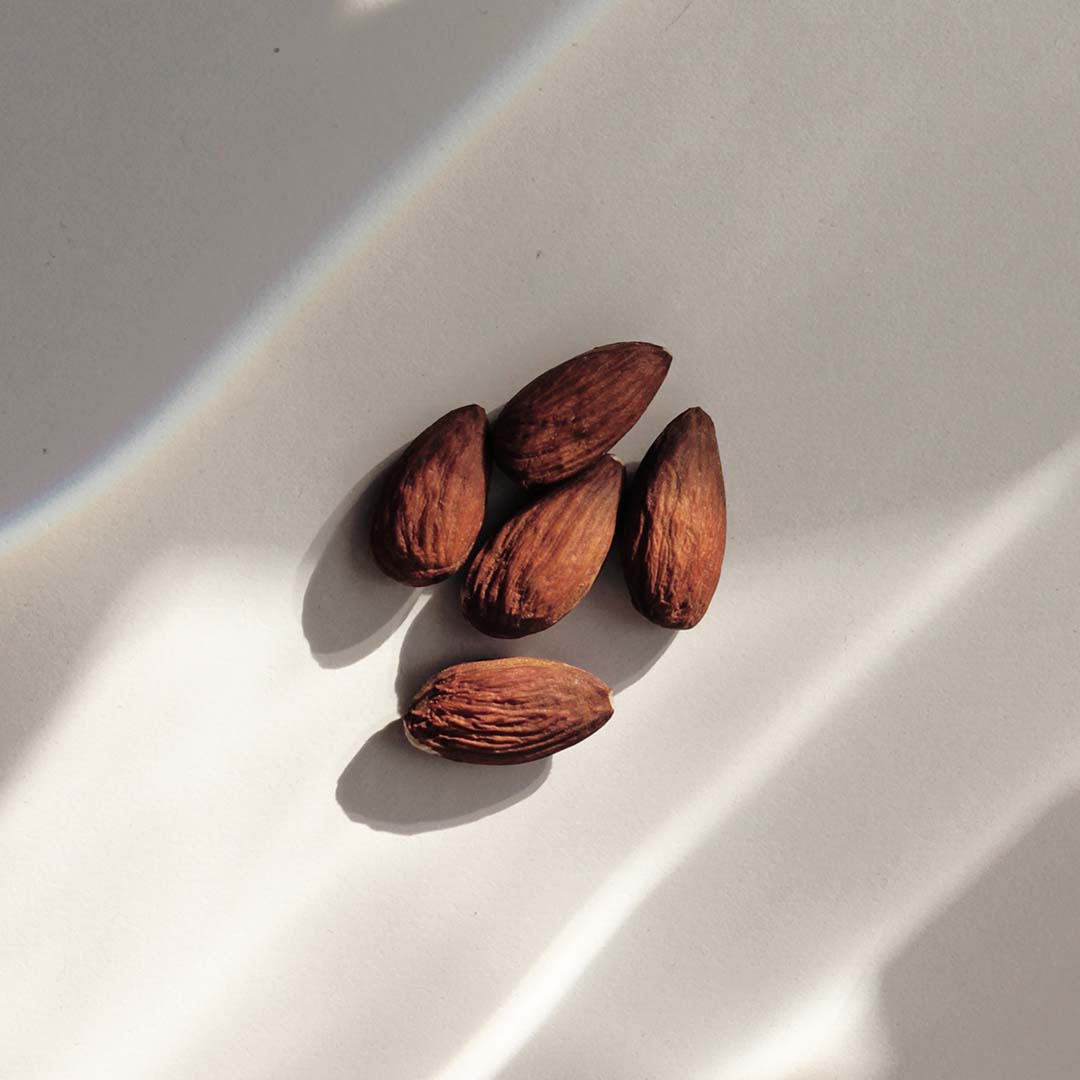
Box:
[492,341,671,487]
[403,658,614,764]
[462,455,624,638]
[620,407,726,629]
[370,404,489,585]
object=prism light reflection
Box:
[0,0,615,557]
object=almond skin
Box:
[620,407,726,629]
[403,658,614,764]
[462,455,624,637]
[492,342,671,487]
[370,405,490,586]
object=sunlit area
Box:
[430,438,1080,1080]
[712,977,892,1080]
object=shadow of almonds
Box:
[336,720,551,833]
[329,449,674,832]
[300,447,417,668]
[394,546,677,714]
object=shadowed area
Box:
[300,447,416,667]
[336,720,551,832]
[0,0,581,534]
[881,789,1080,1080]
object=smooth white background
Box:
[2,2,1079,1077]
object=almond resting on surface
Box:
[492,341,671,487]
[620,407,726,629]
[462,454,624,638]
[370,404,489,586]
[404,658,614,765]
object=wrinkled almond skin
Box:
[620,407,726,629]
[492,342,671,487]
[462,455,624,638]
[403,658,614,764]
[370,405,490,586]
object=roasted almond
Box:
[370,404,490,586]
[462,455,624,637]
[492,341,671,487]
[403,658,614,764]
[620,407,726,629]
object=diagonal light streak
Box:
[429,436,1080,1080]
[709,760,1080,1080]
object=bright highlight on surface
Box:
[430,435,1080,1080]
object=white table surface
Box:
[3,2,1079,1077]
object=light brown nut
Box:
[492,341,671,487]
[370,404,489,586]
[620,407,726,629]
[461,455,624,638]
[403,658,614,765]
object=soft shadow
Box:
[394,535,676,712]
[337,720,551,833]
[300,446,417,668]
[479,455,531,540]
[881,788,1080,1080]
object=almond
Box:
[462,455,624,637]
[403,658,614,764]
[492,341,671,487]
[370,404,490,586]
[620,407,726,629]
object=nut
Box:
[462,455,624,637]
[403,658,614,764]
[370,404,489,585]
[492,341,671,487]
[620,407,726,629]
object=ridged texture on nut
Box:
[492,342,671,487]
[371,405,490,585]
[403,658,614,764]
[620,407,726,629]
[462,455,624,638]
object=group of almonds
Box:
[369,341,726,765]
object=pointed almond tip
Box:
[626,341,672,372]
[402,718,438,754]
[632,342,672,376]
[671,405,715,434]
[453,403,488,424]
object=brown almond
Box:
[370,405,490,586]
[492,342,671,487]
[403,658,614,764]
[462,455,624,637]
[620,407,726,629]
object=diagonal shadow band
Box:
[880,787,1080,1080]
